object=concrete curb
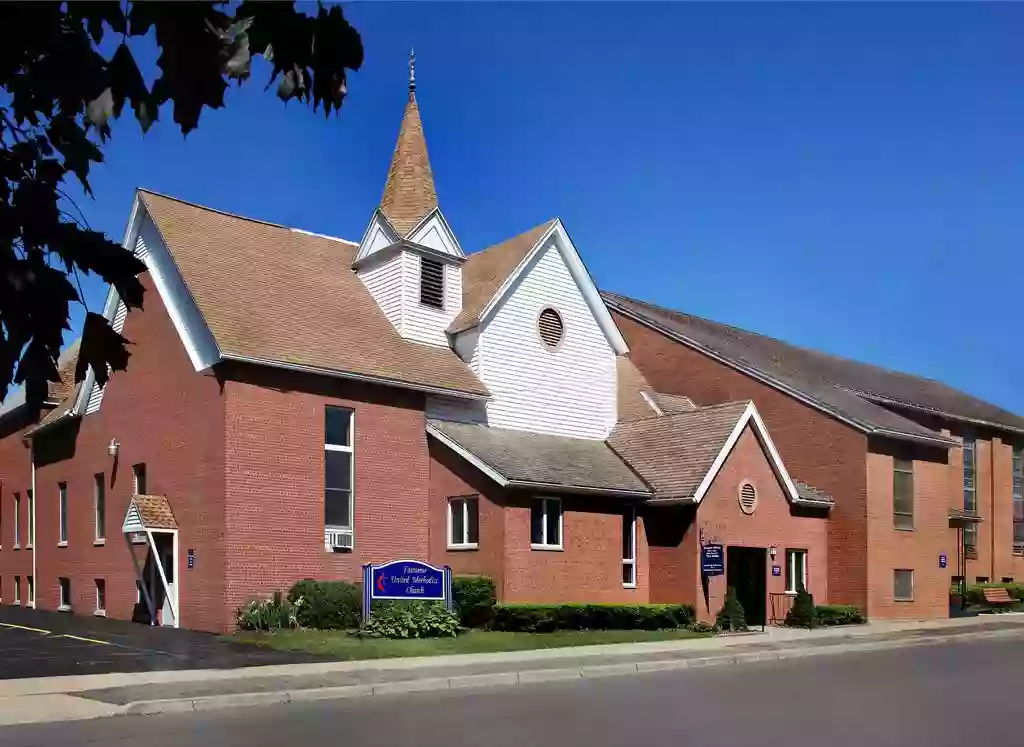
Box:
[117,627,1024,718]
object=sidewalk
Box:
[2,614,1023,725]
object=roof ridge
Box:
[618,399,749,426]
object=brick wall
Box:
[30,270,227,630]
[221,366,430,632]
[0,412,40,604]
[614,311,868,611]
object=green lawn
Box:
[227,628,710,660]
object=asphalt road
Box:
[2,636,1020,746]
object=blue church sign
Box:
[362,560,453,623]
[701,544,725,576]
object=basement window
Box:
[59,578,71,611]
[419,257,445,309]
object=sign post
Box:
[362,560,453,625]
[701,544,725,577]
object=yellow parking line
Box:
[0,622,51,635]
[57,634,112,646]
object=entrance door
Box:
[726,546,767,628]
[155,534,176,627]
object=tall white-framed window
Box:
[622,507,637,588]
[1013,445,1023,555]
[13,576,21,605]
[447,496,479,549]
[132,463,147,495]
[95,579,106,616]
[324,407,354,540]
[785,549,807,594]
[94,473,105,543]
[13,492,20,548]
[26,489,33,548]
[58,483,68,545]
[27,575,34,607]
[963,438,978,556]
[58,577,71,611]
[530,497,563,550]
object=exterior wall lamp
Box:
[768,545,778,561]
[107,438,120,458]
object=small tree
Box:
[785,588,816,628]
[716,586,747,632]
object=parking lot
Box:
[0,606,321,679]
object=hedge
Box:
[813,604,865,626]
[287,579,362,630]
[491,603,695,632]
[452,576,497,628]
[949,583,1024,606]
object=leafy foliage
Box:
[0,2,362,405]
[785,588,816,628]
[490,603,695,633]
[287,579,362,630]
[452,576,497,628]
[813,604,865,626]
[950,582,1024,607]
[236,591,302,631]
[364,601,460,639]
[716,587,747,632]
[688,620,719,634]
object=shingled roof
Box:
[603,292,999,444]
[378,82,438,236]
[139,191,488,399]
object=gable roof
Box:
[378,89,438,236]
[603,292,972,446]
[448,220,557,335]
[427,419,651,497]
[138,190,488,399]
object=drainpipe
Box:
[992,438,997,581]
[30,439,36,609]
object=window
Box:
[963,438,978,555]
[324,407,354,532]
[538,308,565,349]
[94,473,105,542]
[13,492,20,548]
[26,489,33,547]
[58,578,71,611]
[27,575,34,607]
[1013,446,1023,554]
[1002,577,1014,584]
[622,508,636,587]
[530,498,562,549]
[95,579,106,615]
[894,569,914,601]
[13,576,20,605]
[976,576,989,584]
[419,256,444,309]
[448,496,479,548]
[58,483,68,545]
[133,463,147,495]
[785,549,807,594]
[893,459,914,529]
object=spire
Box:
[378,51,438,236]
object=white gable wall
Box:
[406,210,462,257]
[478,238,617,439]
[354,211,399,262]
[401,252,462,347]
[356,252,404,333]
[452,327,480,374]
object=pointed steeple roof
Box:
[379,51,438,236]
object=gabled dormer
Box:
[355,53,465,347]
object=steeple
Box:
[378,49,438,236]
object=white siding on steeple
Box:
[356,252,404,333]
[401,252,462,347]
[354,211,399,263]
[478,239,616,439]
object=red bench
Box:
[982,588,1015,608]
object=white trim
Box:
[476,220,628,355]
[146,528,178,627]
[58,483,67,545]
[58,577,71,610]
[446,496,479,550]
[640,390,664,417]
[785,549,807,594]
[405,208,465,257]
[325,407,355,534]
[222,353,489,401]
[530,496,563,550]
[354,209,400,262]
[691,401,801,506]
[622,506,637,588]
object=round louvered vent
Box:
[538,308,564,349]
[739,483,757,514]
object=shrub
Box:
[689,620,718,634]
[785,588,816,628]
[453,576,497,628]
[949,583,1024,607]
[236,591,301,631]
[716,587,747,632]
[364,601,460,639]
[287,579,362,630]
[813,604,865,626]
[490,603,694,632]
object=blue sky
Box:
[69,2,1023,413]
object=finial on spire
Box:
[409,48,416,98]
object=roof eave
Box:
[851,390,1024,437]
[868,427,958,448]
[222,353,489,401]
[351,239,466,271]
[505,479,651,499]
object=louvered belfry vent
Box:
[538,308,564,349]
[420,256,444,308]
[739,483,757,514]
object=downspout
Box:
[30,439,36,609]
[991,438,997,581]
